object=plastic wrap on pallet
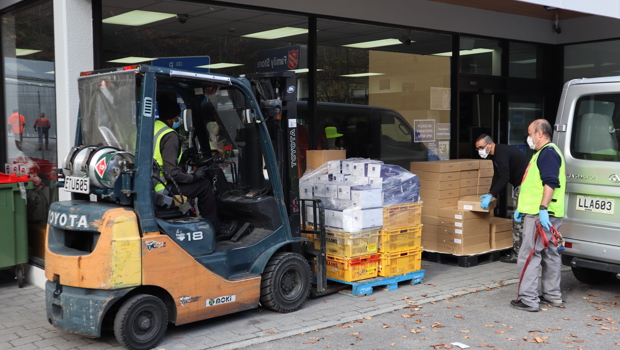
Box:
[300,158,420,232]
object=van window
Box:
[570,94,620,162]
[381,111,413,143]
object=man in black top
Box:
[475,134,528,263]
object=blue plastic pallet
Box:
[327,269,425,297]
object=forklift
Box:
[45,65,326,350]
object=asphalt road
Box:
[242,269,620,350]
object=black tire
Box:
[571,267,613,285]
[260,252,311,313]
[114,294,168,350]
[15,265,24,288]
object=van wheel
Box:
[260,252,311,313]
[571,267,613,285]
[114,294,168,350]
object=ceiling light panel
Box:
[102,10,176,26]
[242,27,308,39]
[108,56,156,64]
[343,39,402,49]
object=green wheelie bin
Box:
[0,173,32,287]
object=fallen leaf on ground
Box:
[364,316,372,320]
[454,315,463,319]
[265,331,275,334]
[496,330,506,334]
[460,330,470,333]
[367,298,375,301]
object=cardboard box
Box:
[460,170,478,179]
[423,197,459,209]
[459,187,477,197]
[478,177,492,186]
[422,224,439,235]
[416,171,461,182]
[439,224,489,236]
[457,159,480,171]
[438,215,489,228]
[437,234,490,255]
[420,179,459,191]
[420,188,460,200]
[494,237,513,250]
[476,186,488,195]
[411,160,461,173]
[306,150,346,172]
[422,215,439,225]
[490,217,512,233]
[479,160,493,169]
[479,168,494,178]
[438,207,491,220]
[459,178,478,188]
[458,195,496,212]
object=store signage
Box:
[256,45,307,73]
[152,56,211,73]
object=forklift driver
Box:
[154,93,222,233]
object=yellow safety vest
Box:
[153,120,178,192]
[517,143,566,217]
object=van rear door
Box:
[554,81,620,265]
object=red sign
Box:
[288,50,299,70]
[95,158,107,178]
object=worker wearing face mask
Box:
[474,134,528,263]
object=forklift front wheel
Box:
[114,294,168,350]
[260,252,311,313]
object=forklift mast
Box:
[245,72,300,236]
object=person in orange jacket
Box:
[34,112,52,150]
[8,109,26,150]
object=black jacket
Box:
[488,144,528,197]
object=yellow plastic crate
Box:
[383,202,422,228]
[326,254,380,282]
[314,228,380,258]
[379,248,422,277]
[378,225,422,253]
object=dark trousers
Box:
[171,179,221,232]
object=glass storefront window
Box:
[459,36,502,76]
[315,19,452,166]
[564,39,620,82]
[2,1,58,264]
[509,42,538,79]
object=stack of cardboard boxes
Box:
[412,159,512,255]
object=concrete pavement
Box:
[0,255,525,350]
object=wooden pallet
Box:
[327,270,425,297]
[422,249,510,267]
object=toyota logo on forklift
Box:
[609,174,620,183]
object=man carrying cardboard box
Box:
[475,134,528,263]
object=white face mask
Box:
[478,147,489,159]
[527,135,536,150]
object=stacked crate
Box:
[378,202,423,277]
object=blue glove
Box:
[479,194,493,210]
[513,210,523,223]
[539,209,551,230]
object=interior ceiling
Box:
[100,0,589,57]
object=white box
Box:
[368,177,383,189]
[313,183,326,197]
[351,161,368,177]
[366,163,383,178]
[328,207,383,232]
[337,184,352,200]
[325,184,339,199]
[351,188,383,208]
[5,164,12,174]
[299,183,313,199]
[327,160,342,174]
[330,174,347,183]
[317,175,332,182]
[350,176,369,186]
[341,160,355,175]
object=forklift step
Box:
[327,269,425,297]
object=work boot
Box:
[500,250,518,263]
[45,144,49,150]
[510,300,538,312]
[38,143,42,150]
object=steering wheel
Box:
[187,151,220,168]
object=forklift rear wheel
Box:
[114,294,168,350]
[260,252,311,313]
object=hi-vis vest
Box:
[517,143,566,217]
[8,113,25,133]
[153,120,180,192]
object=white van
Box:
[553,76,620,284]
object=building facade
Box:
[2,0,620,284]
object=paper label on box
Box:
[455,214,463,220]
[367,244,377,252]
[455,222,463,227]
[463,205,473,210]
[455,229,463,234]
[367,267,376,274]
[454,238,462,244]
